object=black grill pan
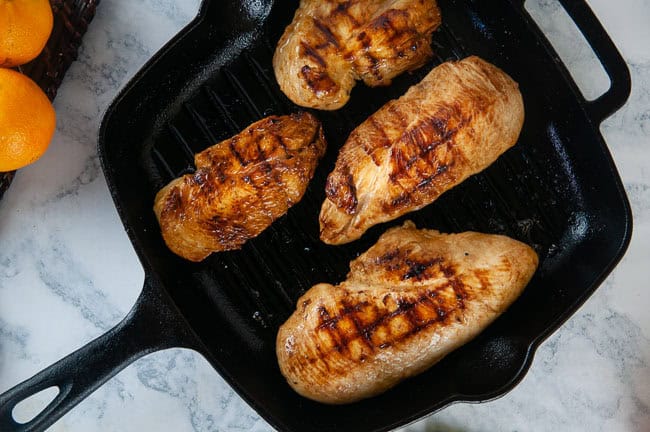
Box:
[0,0,632,431]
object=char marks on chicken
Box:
[277,221,538,404]
[274,0,442,110]
[320,56,525,244]
[154,112,326,261]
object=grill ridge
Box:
[242,51,292,113]
[151,147,176,179]
[168,124,196,163]
[246,238,297,317]
[205,85,242,133]
[185,102,219,144]
[434,24,465,61]
[223,68,265,119]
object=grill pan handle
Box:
[556,0,631,123]
[0,277,199,432]
[525,0,631,123]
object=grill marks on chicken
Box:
[274,0,442,110]
[312,263,468,356]
[277,221,538,404]
[320,56,525,244]
[153,113,326,262]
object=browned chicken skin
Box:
[274,0,442,110]
[277,221,538,404]
[153,113,326,262]
[320,56,525,244]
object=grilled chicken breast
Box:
[320,56,525,244]
[277,221,538,404]
[274,0,442,110]
[154,113,326,262]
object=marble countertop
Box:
[1,0,648,430]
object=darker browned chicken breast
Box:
[154,112,326,262]
[277,221,538,404]
[320,56,525,244]
[274,0,442,110]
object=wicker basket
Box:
[0,0,100,199]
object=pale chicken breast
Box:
[277,221,538,404]
[320,56,525,244]
[153,113,326,262]
[273,0,442,110]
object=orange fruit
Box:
[0,68,56,172]
[0,0,54,67]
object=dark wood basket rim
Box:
[0,0,100,198]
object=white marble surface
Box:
[1,0,649,430]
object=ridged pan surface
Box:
[99,0,631,431]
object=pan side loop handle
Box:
[541,0,631,123]
[0,276,199,432]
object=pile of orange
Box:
[0,0,56,172]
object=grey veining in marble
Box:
[1,0,649,431]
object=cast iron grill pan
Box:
[0,1,632,431]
